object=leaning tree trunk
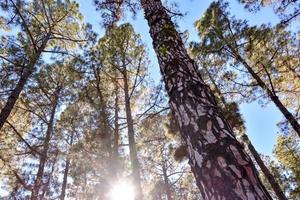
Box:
[31,88,60,200]
[123,70,143,200]
[0,67,33,130]
[0,37,49,131]
[203,59,288,200]
[232,49,300,138]
[242,134,288,200]
[140,0,272,199]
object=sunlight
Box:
[108,181,135,200]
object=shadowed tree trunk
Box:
[60,131,74,200]
[140,0,272,199]
[112,84,120,177]
[123,69,143,200]
[242,134,288,200]
[31,88,60,200]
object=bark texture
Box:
[140,0,272,199]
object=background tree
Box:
[0,0,86,130]
[95,0,273,199]
[239,0,300,25]
[192,1,300,137]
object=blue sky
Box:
[76,0,284,156]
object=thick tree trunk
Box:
[0,38,48,131]
[242,134,288,200]
[140,0,272,199]
[123,70,143,200]
[232,50,300,138]
[31,89,60,200]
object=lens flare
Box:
[108,180,135,200]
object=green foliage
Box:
[1,0,299,199]
[274,134,300,198]
[240,0,300,24]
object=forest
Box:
[0,0,299,199]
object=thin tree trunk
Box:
[202,63,226,105]
[31,88,60,200]
[94,70,114,180]
[123,69,143,200]
[204,61,288,200]
[0,37,49,131]
[40,150,58,199]
[242,134,288,200]
[140,0,272,199]
[60,158,70,200]
[162,163,172,200]
[232,49,300,137]
[112,84,120,177]
[60,132,74,200]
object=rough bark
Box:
[232,49,300,138]
[140,0,272,199]
[31,88,60,200]
[123,69,143,200]
[242,134,288,200]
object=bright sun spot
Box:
[108,181,135,200]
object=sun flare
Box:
[108,181,135,200]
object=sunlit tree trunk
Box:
[93,68,115,180]
[123,69,143,200]
[140,0,272,199]
[31,88,60,200]
[162,163,172,200]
